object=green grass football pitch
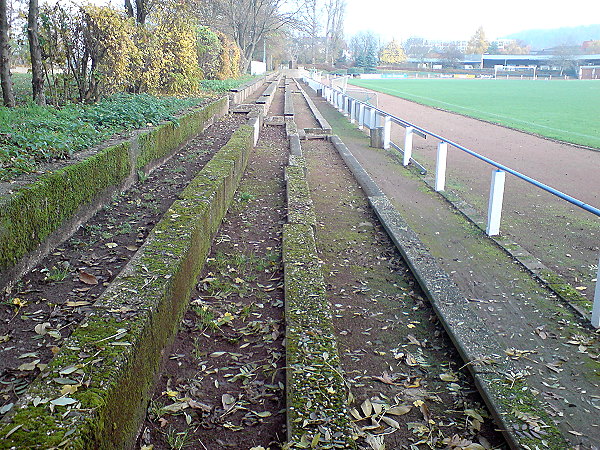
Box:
[348,78,600,149]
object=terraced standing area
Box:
[5,71,588,449]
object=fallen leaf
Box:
[34,322,52,335]
[360,398,373,417]
[0,335,11,343]
[60,384,80,395]
[381,415,400,429]
[18,360,40,371]
[50,397,77,406]
[440,373,458,382]
[222,394,236,411]
[65,301,91,307]
[105,243,118,249]
[79,271,98,285]
[253,411,272,418]
[373,372,396,385]
[386,405,411,416]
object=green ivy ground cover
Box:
[0,93,202,181]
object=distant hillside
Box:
[504,24,600,50]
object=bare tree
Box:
[324,0,345,64]
[200,0,305,72]
[27,0,44,104]
[0,0,15,106]
[297,0,319,63]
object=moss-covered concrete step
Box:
[282,223,356,449]
[0,125,255,450]
[283,149,356,448]
[285,166,317,228]
[0,97,230,294]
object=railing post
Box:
[383,116,392,149]
[367,108,375,129]
[435,141,448,192]
[349,99,355,123]
[592,256,600,328]
[358,103,365,130]
[403,127,414,166]
[486,169,506,236]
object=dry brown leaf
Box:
[386,404,411,416]
[381,415,400,429]
[79,270,98,285]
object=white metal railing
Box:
[302,73,600,328]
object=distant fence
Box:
[302,70,600,328]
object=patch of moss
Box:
[540,269,592,312]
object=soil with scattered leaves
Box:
[0,110,244,416]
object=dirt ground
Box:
[354,89,600,299]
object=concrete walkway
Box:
[303,85,600,448]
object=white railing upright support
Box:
[486,169,506,236]
[403,127,414,166]
[349,99,355,123]
[358,104,365,130]
[435,141,448,192]
[592,256,600,328]
[383,116,392,150]
[369,108,377,129]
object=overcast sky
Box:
[343,0,600,42]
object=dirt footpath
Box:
[362,89,600,299]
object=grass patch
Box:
[349,78,600,149]
[199,75,257,92]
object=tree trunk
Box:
[0,0,15,107]
[124,0,134,18]
[27,0,45,105]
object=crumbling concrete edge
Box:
[329,135,567,450]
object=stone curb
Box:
[294,80,332,134]
[282,116,356,448]
[0,125,255,449]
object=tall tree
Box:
[0,0,15,106]
[324,0,345,65]
[350,31,379,69]
[199,0,304,73]
[27,0,44,105]
[124,0,155,24]
[466,26,489,54]
[297,0,320,63]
